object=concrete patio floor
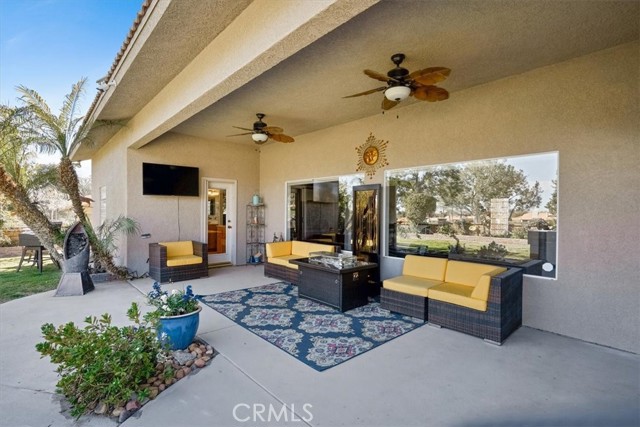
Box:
[1,265,638,426]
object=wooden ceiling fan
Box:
[344,53,451,110]
[227,113,294,144]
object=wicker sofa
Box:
[149,241,208,283]
[265,240,336,284]
[381,255,523,344]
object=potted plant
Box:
[145,283,201,350]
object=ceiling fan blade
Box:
[263,125,283,134]
[232,126,254,132]
[226,132,253,137]
[412,85,449,102]
[364,69,392,82]
[270,133,295,143]
[409,67,451,85]
[343,86,387,98]
[381,98,399,110]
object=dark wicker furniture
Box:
[380,288,428,320]
[290,258,377,312]
[264,259,300,284]
[428,267,523,345]
[149,241,208,283]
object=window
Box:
[386,152,558,278]
[287,174,364,251]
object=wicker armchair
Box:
[149,241,208,283]
[427,267,523,345]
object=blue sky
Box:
[1,0,140,112]
[1,0,141,175]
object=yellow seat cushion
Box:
[166,255,203,267]
[470,269,506,301]
[444,261,506,287]
[429,282,487,311]
[266,241,292,258]
[160,241,193,257]
[402,255,448,281]
[383,275,443,298]
[291,241,335,257]
[267,255,306,269]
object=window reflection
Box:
[385,152,558,278]
[287,175,364,251]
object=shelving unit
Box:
[246,203,265,265]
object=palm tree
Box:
[17,79,127,278]
[0,105,64,262]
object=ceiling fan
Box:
[344,53,451,110]
[227,113,294,144]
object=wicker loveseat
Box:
[381,255,523,344]
[149,241,208,283]
[265,240,336,284]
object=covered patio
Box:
[1,267,637,426]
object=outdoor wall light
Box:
[252,132,269,143]
[96,80,116,92]
[384,85,411,102]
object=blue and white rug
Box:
[198,282,424,371]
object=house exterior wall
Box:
[259,42,639,353]
[124,132,260,275]
[91,134,130,266]
[91,131,260,276]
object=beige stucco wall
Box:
[91,135,130,265]
[123,132,260,275]
[259,42,639,353]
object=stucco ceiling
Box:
[169,0,639,145]
[89,0,639,153]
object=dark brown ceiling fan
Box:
[344,53,451,110]
[227,113,294,144]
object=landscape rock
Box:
[125,400,141,412]
[172,350,196,365]
[159,384,166,392]
[94,402,108,415]
[194,358,206,368]
[149,387,159,399]
[185,359,194,367]
[118,410,132,423]
[112,407,125,417]
[176,369,185,380]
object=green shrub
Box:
[35,303,161,418]
[478,241,509,260]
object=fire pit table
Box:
[290,254,378,312]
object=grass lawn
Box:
[396,234,531,260]
[0,256,61,303]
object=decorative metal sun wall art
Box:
[355,133,389,179]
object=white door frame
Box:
[201,178,237,265]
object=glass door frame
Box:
[201,178,237,265]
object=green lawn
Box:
[395,235,531,260]
[0,256,62,303]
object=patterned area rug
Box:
[198,282,424,371]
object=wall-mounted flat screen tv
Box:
[142,162,199,197]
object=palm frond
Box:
[96,215,140,254]
[71,118,125,153]
[60,78,87,146]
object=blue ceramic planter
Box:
[157,306,202,350]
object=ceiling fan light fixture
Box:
[252,132,268,143]
[385,85,411,102]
